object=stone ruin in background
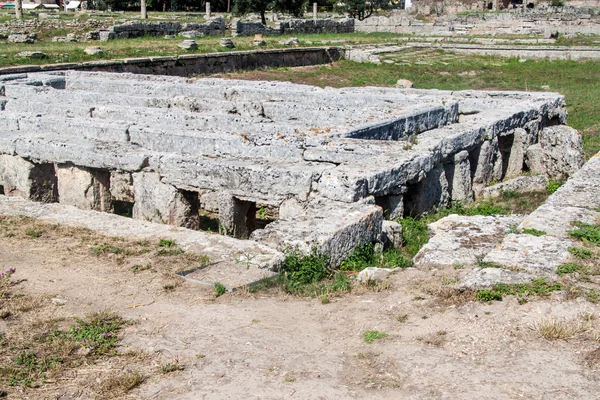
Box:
[0,71,583,273]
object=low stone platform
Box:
[0,71,572,264]
[0,195,281,289]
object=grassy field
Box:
[220,48,600,159]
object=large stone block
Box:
[445,150,473,203]
[404,164,449,217]
[132,172,199,229]
[56,165,112,212]
[539,125,584,180]
[0,155,57,203]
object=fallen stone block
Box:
[458,267,536,290]
[356,267,396,284]
[414,214,523,268]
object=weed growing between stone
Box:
[475,279,562,302]
[569,222,600,246]
[339,243,413,271]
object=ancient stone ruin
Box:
[0,71,577,277]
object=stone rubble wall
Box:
[94,17,226,41]
[355,7,600,36]
[232,18,355,36]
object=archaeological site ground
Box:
[1,1,600,399]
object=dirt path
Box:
[1,220,599,399]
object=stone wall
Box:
[232,18,355,36]
[93,17,226,41]
[355,7,600,36]
[0,47,344,77]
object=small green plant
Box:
[130,264,153,273]
[156,247,185,256]
[501,190,518,199]
[546,179,563,194]
[257,206,267,219]
[476,290,503,302]
[214,282,226,297]
[196,354,206,359]
[475,257,505,269]
[280,247,329,293]
[161,361,184,373]
[363,330,388,344]
[380,248,413,269]
[24,229,43,238]
[508,225,521,234]
[339,243,376,271]
[557,262,582,275]
[569,222,600,246]
[158,239,175,247]
[399,217,430,256]
[569,246,593,259]
[163,284,177,292]
[320,294,330,304]
[522,228,547,237]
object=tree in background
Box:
[233,0,308,25]
[14,0,23,19]
[335,0,390,20]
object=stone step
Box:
[0,194,282,289]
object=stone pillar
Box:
[313,2,318,21]
[0,155,57,203]
[404,164,449,217]
[56,165,112,212]
[15,0,23,19]
[206,2,211,18]
[218,191,256,239]
[471,138,499,198]
[375,194,404,220]
[132,172,199,229]
[141,0,148,19]
[503,128,528,180]
[445,150,473,204]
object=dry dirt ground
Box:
[1,216,599,400]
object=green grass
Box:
[569,222,600,246]
[569,246,593,259]
[213,282,226,297]
[363,330,388,344]
[522,228,547,237]
[339,243,413,271]
[475,279,562,301]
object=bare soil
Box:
[1,217,599,399]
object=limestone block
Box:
[519,203,599,238]
[0,155,57,203]
[483,234,571,275]
[279,197,306,220]
[504,128,528,179]
[199,191,219,212]
[414,214,523,268]
[132,172,199,229]
[109,171,134,203]
[447,150,473,203]
[218,191,256,239]
[56,165,112,212]
[471,139,499,197]
[381,220,403,249]
[356,267,396,284]
[404,164,449,217]
[539,125,584,180]
[525,143,545,175]
[481,175,548,199]
[379,194,404,220]
[458,267,535,290]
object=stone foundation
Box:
[0,71,580,265]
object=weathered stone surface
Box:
[132,172,199,230]
[525,143,545,175]
[404,164,449,217]
[7,34,34,44]
[220,38,235,48]
[218,191,256,239]
[0,155,57,203]
[381,220,403,248]
[414,214,523,268]
[279,37,299,45]
[504,128,528,179]
[471,139,499,197]
[56,165,112,212]
[483,234,571,274]
[251,200,383,267]
[519,203,599,238]
[178,40,198,50]
[539,125,584,180]
[395,79,414,89]
[84,46,104,55]
[110,171,134,202]
[16,51,46,59]
[356,267,396,284]
[446,150,473,203]
[481,175,548,199]
[458,267,535,290]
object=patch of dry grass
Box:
[99,371,145,398]
[531,317,587,341]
